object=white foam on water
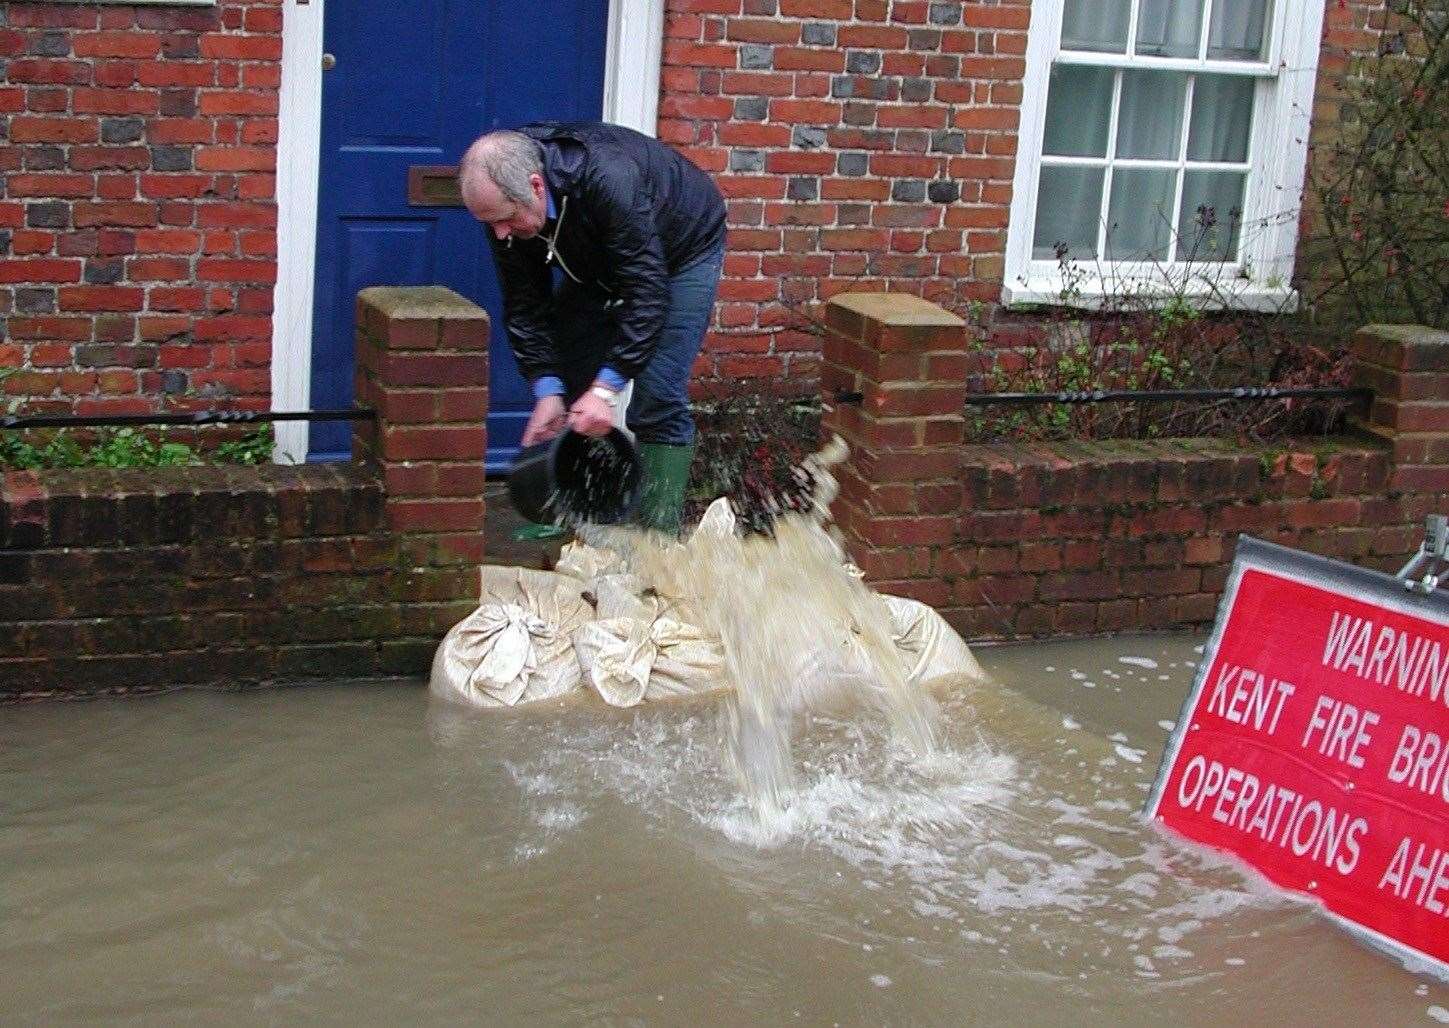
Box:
[1118,871,1160,899]
[1158,720,1176,731]
[497,700,1283,981]
[707,731,1017,861]
[470,548,1288,993]
[1428,1006,1449,1023]
[1119,656,1159,669]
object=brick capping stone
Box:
[1350,324,1449,492]
[1,287,490,700]
[354,285,490,567]
[822,298,1449,640]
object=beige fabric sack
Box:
[554,539,628,583]
[880,594,988,687]
[429,567,593,708]
[574,569,726,707]
[574,613,726,707]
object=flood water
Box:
[3,634,1445,1025]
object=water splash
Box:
[578,438,940,823]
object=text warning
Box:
[1146,536,1449,974]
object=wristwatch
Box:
[589,385,619,408]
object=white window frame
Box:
[1003,0,1327,311]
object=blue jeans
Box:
[554,243,724,446]
[624,244,724,446]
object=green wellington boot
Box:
[636,442,695,535]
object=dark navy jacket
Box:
[487,121,726,385]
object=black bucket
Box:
[507,428,642,526]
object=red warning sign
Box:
[1146,537,1449,973]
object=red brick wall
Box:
[662,0,1028,393]
[0,286,489,699]
[1310,0,1390,157]
[821,294,1449,640]
[663,0,1391,395]
[0,0,1394,415]
[0,0,280,416]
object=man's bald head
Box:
[460,130,544,205]
[459,130,549,241]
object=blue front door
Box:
[310,1,610,466]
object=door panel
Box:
[310,0,609,466]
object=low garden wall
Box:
[821,294,1449,640]
[0,287,488,699]
[5,286,1446,698]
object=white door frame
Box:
[270,0,665,463]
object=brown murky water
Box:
[3,635,1445,1025]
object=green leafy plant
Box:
[0,423,276,471]
[1303,0,1448,329]
[686,393,821,534]
[958,222,1352,444]
[214,424,275,466]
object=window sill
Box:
[1001,276,1300,314]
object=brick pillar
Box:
[354,286,490,566]
[820,292,969,604]
[1350,324,1449,496]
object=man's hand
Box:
[568,388,616,438]
[521,395,567,446]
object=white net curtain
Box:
[1034,0,1274,266]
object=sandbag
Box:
[429,567,593,708]
[554,539,628,583]
[574,613,726,707]
[571,563,726,706]
[880,594,987,687]
[591,573,655,621]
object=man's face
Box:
[462,171,548,241]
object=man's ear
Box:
[530,173,547,203]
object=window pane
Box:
[1061,0,1130,53]
[1208,0,1270,60]
[1034,165,1105,260]
[1116,71,1187,160]
[1186,74,1254,162]
[1043,66,1114,158]
[1136,0,1204,57]
[1177,170,1246,261]
[1105,169,1177,261]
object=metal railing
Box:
[834,386,1371,408]
[1,409,376,431]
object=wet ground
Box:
[2,634,1445,1024]
[482,481,568,571]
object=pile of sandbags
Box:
[429,496,987,710]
